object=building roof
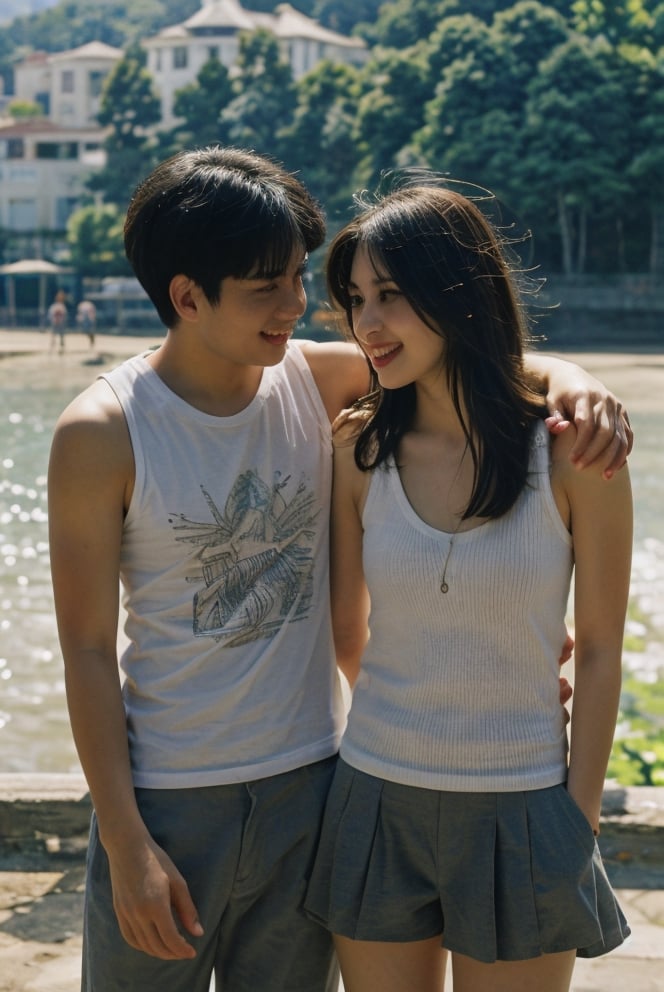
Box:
[145,0,366,52]
[49,41,123,63]
[184,0,255,32]
[0,117,104,138]
[270,4,365,48]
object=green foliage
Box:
[7,98,43,117]
[353,46,431,189]
[281,60,362,219]
[5,0,199,50]
[89,49,161,206]
[609,674,664,785]
[66,203,130,277]
[572,0,657,46]
[171,56,234,148]
[314,0,382,35]
[219,30,296,160]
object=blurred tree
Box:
[171,56,234,148]
[624,51,664,274]
[313,0,381,35]
[413,16,520,193]
[572,0,656,45]
[281,60,362,219]
[518,37,630,274]
[66,202,130,277]
[492,1,569,89]
[353,46,431,189]
[88,44,161,206]
[4,0,199,51]
[219,29,296,160]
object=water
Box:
[1,360,663,775]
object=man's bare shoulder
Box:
[295,339,369,419]
[52,377,128,454]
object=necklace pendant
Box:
[440,580,449,594]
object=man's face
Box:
[195,250,309,369]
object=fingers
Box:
[559,676,573,706]
[110,853,203,961]
[565,399,632,478]
[544,412,571,435]
[558,633,574,667]
[119,907,199,960]
[171,874,205,940]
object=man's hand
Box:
[108,836,203,960]
[559,632,574,721]
[545,382,633,480]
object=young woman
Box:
[305,180,632,992]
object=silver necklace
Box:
[440,514,463,594]
[439,441,469,595]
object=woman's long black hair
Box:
[326,179,548,520]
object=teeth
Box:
[372,344,399,358]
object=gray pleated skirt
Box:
[304,760,630,963]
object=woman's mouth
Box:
[368,343,403,369]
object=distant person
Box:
[47,290,68,352]
[77,300,97,347]
[48,146,631,992]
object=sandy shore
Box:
[1,327,664,413]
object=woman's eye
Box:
[348,295,363,308]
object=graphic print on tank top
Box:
[169,468,318,647]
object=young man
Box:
[48,147,630,992]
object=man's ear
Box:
[169,274,200,323]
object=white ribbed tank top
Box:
[340,419,574,792]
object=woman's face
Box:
[347,244,445,390]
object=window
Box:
[9,199,37,231]
[61,69,74,93]
[89,70,106,97]
[7,139,25,160]
[36,142,78,160]
[173,47,188,69]
[55,196,79,229]
[208,46,219,61]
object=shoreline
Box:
[2,326,664,411]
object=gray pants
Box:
[83,757,338,991]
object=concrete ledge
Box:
[0,775,90,851]
[0,775,662,875]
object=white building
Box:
[3,42,119,240]
[144,0,368,128]
[2,2,368,239]
[0,117,104,233]
[14,41,123,128]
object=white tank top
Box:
[340,419,574,792]
[102,343,344,788]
